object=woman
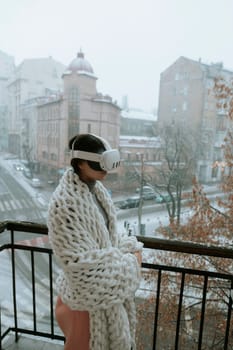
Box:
[47,133,143,350]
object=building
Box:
[0,105,8,151]
[119,108,159,167]
[120,108,157,137]
[20,94,61,171]
[157,56,233,183]
[118,108,161,189]
[36,51,121,180]
[0,50,14,105]
[0,50,15,150]
[7,57,65,155]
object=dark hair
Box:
[69,133,106,173]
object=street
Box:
[0,165,46,224]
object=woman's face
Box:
[78,160,107,183]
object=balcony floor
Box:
[2,334,64,349]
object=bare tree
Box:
[151,123,197,225]
[22,143,34,178]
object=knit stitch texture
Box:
[47,168,143,350]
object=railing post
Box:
[31,251,37,332]
[49,252,54,338]
[175,272,185,349]
[10,229,18,342]
[153,269,161,349]
[0,303,2,350]
[198,275,208,350]
[224,282,233,350]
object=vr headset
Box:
[71,135,121,171]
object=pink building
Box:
[37,51,121,178]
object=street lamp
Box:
[137,152,145,235]
[122,150,146,235]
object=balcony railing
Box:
[0,221,233,349]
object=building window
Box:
[51,153,57,161]
[216,116,227,131]
[182,102,187,111]
[181,86,188,95]
[175,72,189,80]
[42,151,47,159]
[204,102,209,110]
[211,166,218,178]
[52,69,58,78]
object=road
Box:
[117,189,226,236]
[0,161,56,332]
[0,165,46,224]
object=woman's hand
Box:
[134,251,142,266]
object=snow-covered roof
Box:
[121,108,157,121]
[63,69,97,79]
[120,135,161,148]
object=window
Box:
[42,151,47,159]
[182,102,187,111]
[216,116,227,131]
[211,166,218,178]
[51,153,57,161]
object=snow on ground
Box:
[0,152,224,237]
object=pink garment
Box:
[55,296,90,350]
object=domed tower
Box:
[62,50,120,154]
[67,51,94,74]
[63,50,97,97]
[62,51,98,138]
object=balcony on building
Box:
[0,220,233,350]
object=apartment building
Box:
[0,50,15,150]
[158,56,233,183]
[7,57,65,155]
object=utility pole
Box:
[138,153,145,235]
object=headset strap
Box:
[72,150,102,162]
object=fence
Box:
[0,221,233,349]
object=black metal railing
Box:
[136,237,233,350]
[0,221,65,349]
[0,221,233,349]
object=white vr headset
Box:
[72,149,120,171]
[71,135,121,171]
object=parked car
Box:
[142,192,157,200]
[136,185,153,193]
[13,163,24,171]
[23,168,32,179]
[136,186,156,200]
[31,178,42,188]
[117,196,140,209]
[155,194,172,203]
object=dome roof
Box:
[67,51,94,74]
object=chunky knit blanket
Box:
[47,168,143,350]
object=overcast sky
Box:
[1,0,233,112]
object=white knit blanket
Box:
[47,168,143,350]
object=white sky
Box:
[1,0,233,112]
